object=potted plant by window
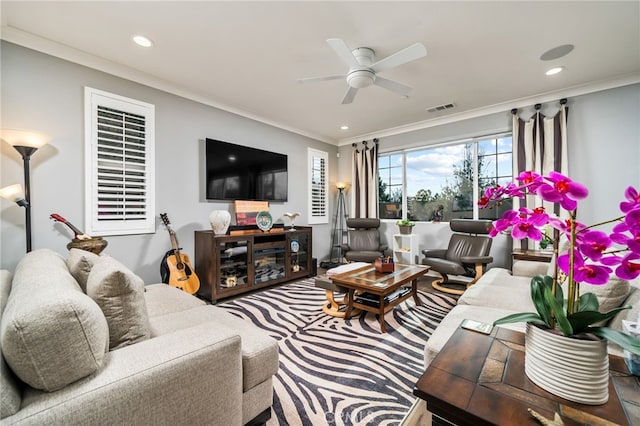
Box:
[396,219,415,235]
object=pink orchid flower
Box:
[601,252,640,280]
[620,186,640,213]
[558,250,612,284]
[536,171,589,211]
[577,230,611,261]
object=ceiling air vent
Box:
[426,103,456,113]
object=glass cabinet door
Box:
[218,239,249,289]
[288,232,309,274]
[253,246,286,283]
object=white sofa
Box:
[1,248,279,425]
[425,260,640,367]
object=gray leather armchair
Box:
[341,218,388,263]
[421,219,494,295]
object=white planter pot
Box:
[209,210,231,235]
[525,323,609,405]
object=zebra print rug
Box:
[217,278,457,426]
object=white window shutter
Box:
[308,148,328,224]
[85,87,155,236]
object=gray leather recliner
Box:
[421,219,494,295]
[341,218,388,263]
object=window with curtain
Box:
[84,87,155,236]
[308,148,328,224]
[378,133,512,222]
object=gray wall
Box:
[1,42,337,282]
[3,40,638,278]
[339,83,640,269]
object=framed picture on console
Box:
[234,200,269,225]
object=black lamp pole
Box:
[12,145,38,252]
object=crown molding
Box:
[337,73,640,146]
[1,26,335,145]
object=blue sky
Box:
[386,136,512,196]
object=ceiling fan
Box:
[298,38,427,104]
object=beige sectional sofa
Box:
[0,248,278,425]
[425,260,640,367]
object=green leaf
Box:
[493,312,544,326]
[568,306,632,334]
[578,292,599,312]
[590,327,640,355]
[530,276,552,327]
[544,286,573,336]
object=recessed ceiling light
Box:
[133,35,154,48]
[340,125,349,130]
[546,66,564,76]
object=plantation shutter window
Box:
[85,87,155,235]
[308,148,328,224]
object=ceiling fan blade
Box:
[374,76,412,96]
[341,86,358,104]
[370,42,427,73]
[297,74,345,84]
[326,38,360,69]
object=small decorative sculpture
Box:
[528,409,564,426]
[283,212,300,231]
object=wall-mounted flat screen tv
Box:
[205,138,288,202]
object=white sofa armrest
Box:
[9,323,243,425]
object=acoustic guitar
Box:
[160,213,200,294]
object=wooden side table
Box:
[414,327,639,425]
[512,248,553,263]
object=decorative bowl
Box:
[67,237,108,255]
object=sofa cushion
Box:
[144,283,206,318]
[1,270,21,419]
[609,279,640,332]
[581,277,630,314]
[149,305,279,392]
[1,249,109,392]
[460,268,630,316]
[458,268,536,311]
[86,255,151,350]
[66,248,100,292]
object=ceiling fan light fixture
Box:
[347,69,375,89]
[340,125,350,130]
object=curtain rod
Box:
[511,98,567,115]
[351,138,379,149]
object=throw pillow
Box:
[86,256,151,350]
[1,249,109,392]
[582,277,630,314]
[66,248,100,292]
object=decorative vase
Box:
[525,322,609,405]
[399,225,413,235]
[209,210,231,235]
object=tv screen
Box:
[205,138,288,202]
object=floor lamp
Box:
[1,129,50,252]
[328,182,349,266]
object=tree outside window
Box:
[377,134,512,222]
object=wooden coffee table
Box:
[414,326,639,425]
[329,263,429,332]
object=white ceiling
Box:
[2,1,639,145]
